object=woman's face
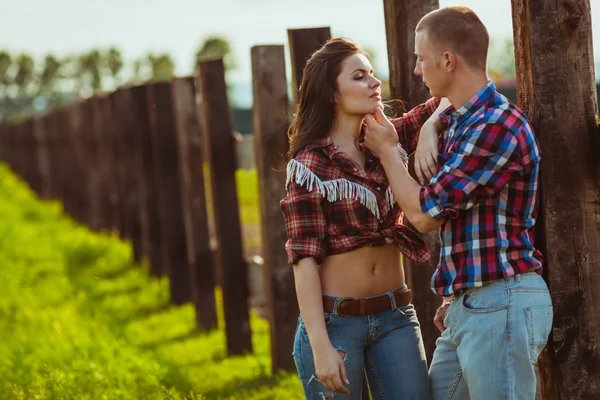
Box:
[335,53,382,116]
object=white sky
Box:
[1,0,599,84]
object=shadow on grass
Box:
[87,285,143,301]
[115,302,174,324]
[178,352,229,368]
[138,327,204,350]
[200,374,276,399]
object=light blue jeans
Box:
[293,285,430,400]
[429,272,553,400]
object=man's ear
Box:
[442,52,457,72]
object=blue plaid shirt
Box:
[420,81,544,296]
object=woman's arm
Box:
[293,257,349,395]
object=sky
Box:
[1,0,599,105]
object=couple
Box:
[281,6,553,400]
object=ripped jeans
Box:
[293,285,430,400]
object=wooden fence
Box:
[0,1,598,398]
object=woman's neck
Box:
[329,114,364,150]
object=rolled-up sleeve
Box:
[420,123,524,220]
[280,181,328,265]
[391,97,442,154]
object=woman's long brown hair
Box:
[287,38,365,160]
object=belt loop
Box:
[331,298,340,317]
[387,292,397,309]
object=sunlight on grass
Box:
[0,163,301,399]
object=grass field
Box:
[0,163,303,399]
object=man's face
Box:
[414,31,447,97]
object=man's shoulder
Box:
[468,92,533,137]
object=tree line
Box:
[0,36,234,123]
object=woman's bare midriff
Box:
[319,243,405,299]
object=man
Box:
[364,6,553,400]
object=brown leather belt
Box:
[323,287,412,317]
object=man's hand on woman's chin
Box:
[363,107,399,159]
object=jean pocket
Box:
[461,292,508,314]
[395,303,417,318]
[525,305,553,363]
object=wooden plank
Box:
[197,59,252,355]
[110,89,145,263]
[287,27,331,103]
[146,82,193,304]
[33,116,52,200]
[81,100,101,229]
[251,45,296,372]
[383,0,440,365]
[129,85,156,273]
[171,76,217,330]
[511,1,600,398]
[97,95,123,234]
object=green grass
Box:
[0,163,301,399]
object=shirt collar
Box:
[305,136,375,161]
[439,80,496,124]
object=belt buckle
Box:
[335,297,353,318]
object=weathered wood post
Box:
[146,82,194,304]
[511,1,600,398]
[197,59,253,355]
[33,116,52,200]
[171,77,217,330]
[383,0,440,364]
[251,44,296,372]
[129,85,156,273]
[287,27,331,105]
[110,88,145,263]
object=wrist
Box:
[310,334,332,351]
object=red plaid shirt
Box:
[281,97,441,265]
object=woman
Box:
[281,38,442,399]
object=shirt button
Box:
[369,159,373,162]
[334,145,339,149]
[353,168,358,172]
[377,187,381,190]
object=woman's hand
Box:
[312,343,350,395]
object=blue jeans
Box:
[293,285,430,400]
[429,272,553,400]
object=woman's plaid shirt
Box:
[280,98,441,266]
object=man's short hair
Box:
[416,6,490,71]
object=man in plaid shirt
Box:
[364,6,553,400]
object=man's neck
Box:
[446,72,489,111]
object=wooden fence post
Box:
[33,116,52,200]
[110,89,145,263]
[197,59,253,355]
[511,1,600,398]
[171,77,217,330]
[251,45,296,372]
[383,0,440,364]
[146,82,193,304]
[96,95,123,235]
[287,27,332,105]
[129,85,158,274]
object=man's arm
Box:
[391,97,450,154]
[365,108,445,233]
[365,108,528,232]
[379,145,444,232]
